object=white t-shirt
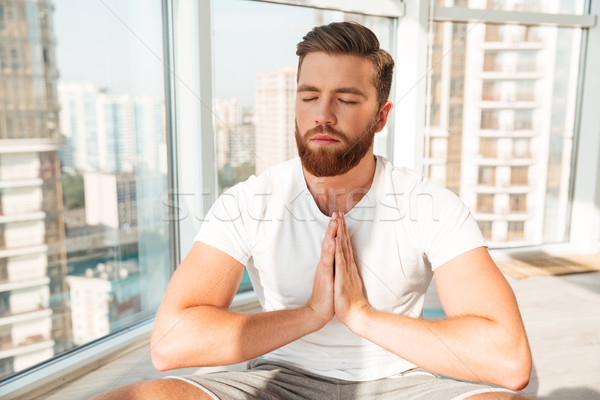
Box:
[194,155,486,381]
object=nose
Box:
[314,98,336,126]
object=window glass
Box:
[212,0,395,293]
[212,0,396,194]
[0,0,169,380]
[477,0,585,14]
[424,21,581,247]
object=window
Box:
[513,138,530,158]
[485,25,503,42]
[507,221,525,241]
[211,0,397,295]
[510,194,527,213]
[482,81,500,101]
[515,80,535,101]
[517,50,537,72]
[477,194,495,213]
[483,51,502,72]
[0,0,170,380]
[514,109,533,130]
[477,221,493,240]
[212,0,396,193]
[511,166,529,185]
[479,138,497,158]
[2,0,598,396]
[478,166,496,185]
[425,18,582,247]
[481,110,500,130]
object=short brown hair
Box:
[296,21,394,108]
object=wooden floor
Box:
[39,271,600,400]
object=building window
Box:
[514,109,533,130]
[478,221,493,240]
[510,194,527,213]
[516,80,535,101]
[517,50,537,72]
[477,194,495,213]
[478,166,496,185]
[483,51,501,72]
[507,221,525,241]
[481,110,500,130]
[479,138,497,158]
[485,25,503,42]
[511,166,529,185]
[482,81,500,101]
[513,138,531,158]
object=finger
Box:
[322,216,338,251]
[336,212,344,239]
[334,236,345,278]
[338,214,352,264]
[341,214,357,266]
[321,236,336,267]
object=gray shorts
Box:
[169,358,514,400]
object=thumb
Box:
[321,237,336,267]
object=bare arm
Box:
[150,218,339,370]
[333,214,532,390]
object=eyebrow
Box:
[297,84,368,99]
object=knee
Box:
[466,392,536,399]
[91,379,188,400]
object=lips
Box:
[311,134,340,143]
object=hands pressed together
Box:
[306,212,372,332]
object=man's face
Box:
[295,52,387,177]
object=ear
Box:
[375,101,393,133]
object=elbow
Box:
[151,348,172,372]
[150,323,183,371]
[150,335,175,371]
[504,364,531,391]
[501,342,532,391]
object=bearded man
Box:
[95,22,533,400]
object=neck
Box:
[302,152,377,217]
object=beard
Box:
[295,115,378,177]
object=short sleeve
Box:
[413,185,487,270]
[194,185,254,265]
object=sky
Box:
[52,0,314,106]
[212,0,313,107]
[53,0,165,97]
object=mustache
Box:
[305,125,346,142]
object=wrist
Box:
[302,304,331,331]
[345,304,376,336]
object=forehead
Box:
[298,52,376,93]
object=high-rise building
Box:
[66,260,141,346]
[214,97,256,172]
[0,0,71,376]
[57,82,101,172]
[83,171,137,230]
[58,83,142,174]
[424,0,579,247]
[254,68,297,175]
[215,97,242,169]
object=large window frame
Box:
[1,0,598,398]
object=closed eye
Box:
[302,97,318,102]
[338,99,357,104]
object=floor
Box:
[38,271,600,400]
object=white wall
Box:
[7,253,47,283]
[0,153,40,181]
[3,221,45,248]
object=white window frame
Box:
[2,0,598,398]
